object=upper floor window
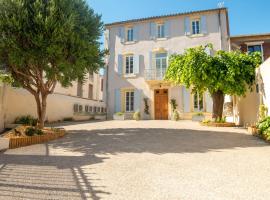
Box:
[248,45,262,54]
[192,19,200,35]
[125,55,134,74]
[155,53,167,70]
[157,24,165,38]
[125,91,134,112]
[248,44,263,60]
[193,92,204,111]
[126,27,134,42]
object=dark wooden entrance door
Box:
[154,89,168,120]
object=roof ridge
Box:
[105,7,227,27]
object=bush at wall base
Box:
[133,111,141,121]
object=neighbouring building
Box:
[104,8,230,120]
[0,71,105,131]
[231,33,270,126]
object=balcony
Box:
[144,68,170,86]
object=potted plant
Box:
[143,98,151,120]
[170,99,179,120]
[113,112,125,120]
[133,111,141,121]
[192,112,205,122]
[172,110,180,121]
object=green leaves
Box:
[165,44,262,96]
[0,0,104,87]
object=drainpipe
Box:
[218,10,223,50]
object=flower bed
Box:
[253,116,270,143]
[2,126,66,149]
[200,121,236,127]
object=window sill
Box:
[189,33,205,38]
[156,37,168,41]
[124,41,137,45]
[123,74,137,78]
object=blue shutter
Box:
[118,27,125,43]
[114,89,121,113]
[184,17,191,36]
[118,54,123,75]
[134,89,142,112]
[201,15,207,34]
[164,20,171,38]
[183,86,190,112]
[133,25,139,41]
[134,55,140,75]
[150,22,156,39]
[205,91,213,113]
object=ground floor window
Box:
[125,91,134,112]
[193,92,204,111]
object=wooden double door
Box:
[154,89,168,120]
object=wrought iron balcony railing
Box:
[144,68,167,81]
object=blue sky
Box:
[87,0,270,36]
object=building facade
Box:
[231,33,270,126]
[0,72,105,131]
[104,8,230,120]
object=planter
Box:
[8,129,66,149]
[192,115,205,122]
[113,114,125,120]
[0,137,9,151]
[94,114,106,120]
[201,122,236,127]
[143,114,151,120]
[248,126,259,135]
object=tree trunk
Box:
[211,90,225,120]
[34,92,48,129]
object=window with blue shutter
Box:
[184,17,191,36]
[118,55,123,75]
[134,55,140,75]
[133,25,139,41]
[150,22,156,39]
[134,89,141,112]
[164,20,171,38]
[115,89,121,113]
[205,91,213,113]
[118,27,125,43]
[201,15,207,34]
[183,86,190,112]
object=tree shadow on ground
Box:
[50,128,267,156]
[0,127,267,200]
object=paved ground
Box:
[1,120,270,200]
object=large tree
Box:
[0,0,104,128]
[165,44,261,120]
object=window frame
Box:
[157,23,165,38]
[247,43,264,61]
[125,90,135,112]
[125,55,134,75]
[193,92,204,112]
[126,27,134,42]
[191,19,201,35]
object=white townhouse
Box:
[104,8,230,120]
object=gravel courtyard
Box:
[1,120,270,200]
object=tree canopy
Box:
[165,44,262,119]
[0,0,105,127]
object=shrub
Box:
[25,127,44,136]
[170,99,177,112]
[194,112,204,116]
[115,112,124,116]
[143,98,150,115]
[215,117,226,123]
[63,117,73,122]
[133,111,141,121]
[172,110,180,121]
[259,104,268,121]
[15,115,38,126]
[257,116,270,134]
[202,119,211,124]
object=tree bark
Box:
[211,90,224,120]
[34,92,48,129]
